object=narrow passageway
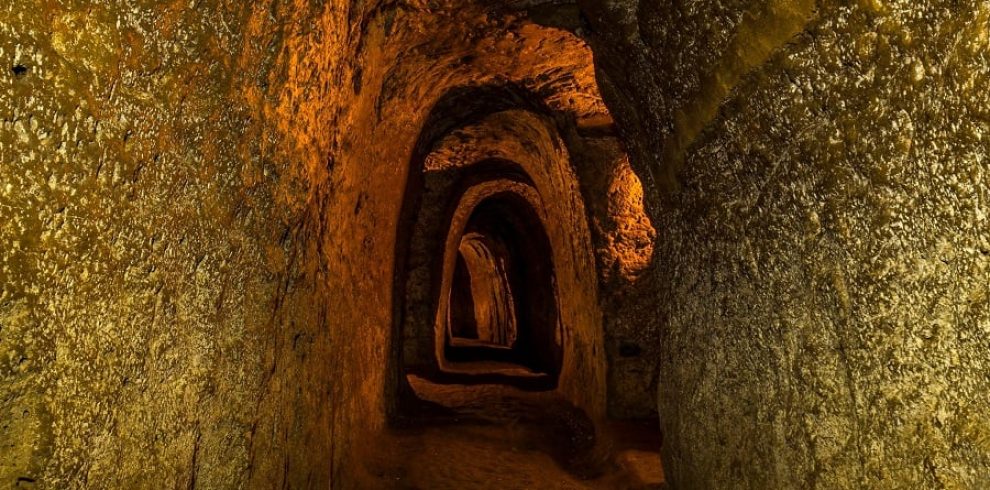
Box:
[5,0,987,487]
[367,6,672,479]
[385,52,665,483]
[363,375,663,489]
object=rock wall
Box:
[584,0,990,487]
[0,1,346,486]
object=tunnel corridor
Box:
[3,0,990,488]
[386,50,663,484]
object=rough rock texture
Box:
[572,139,659,418]
[1,0,662,487]
[584,0,990,487]
[0,1,344,487]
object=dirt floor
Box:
[358,375,663,489]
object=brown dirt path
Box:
[357,376,663,489]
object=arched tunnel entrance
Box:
[429,178,566,389]
[327,7,666,487]
[378,78,663,485]
[395,103,606,399]
[442,192,563,381]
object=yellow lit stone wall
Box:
[0,1,342,486]
[584,0,990,487]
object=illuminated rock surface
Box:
[584,0,990,487]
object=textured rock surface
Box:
[0,1,343,487]
[584,0,990,487]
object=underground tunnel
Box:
[3,0,990,488]
[440,191,561,381]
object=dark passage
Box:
[443,194,562,383]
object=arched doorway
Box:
[439,190,563,382]
[394,103,608,418]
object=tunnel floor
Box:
[361,376,664,489]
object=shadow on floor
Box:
[363,375,664,489]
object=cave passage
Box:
[442,193,562,381]
[6,0,986,488]
[386,76,664,485]
[373,19,668,478]
[448,233,518,347]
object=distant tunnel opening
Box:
[449,235,515,345]
[442,192,562,381]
